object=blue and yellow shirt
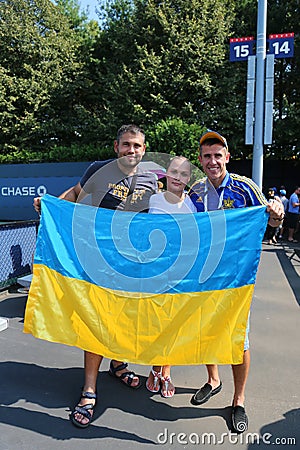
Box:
[189,172,267,212]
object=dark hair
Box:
[268,187,277,194]
[199,138,227,154]
[116,124,145,144]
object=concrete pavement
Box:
[0,241,299,449]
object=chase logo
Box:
[37,185,47,196]
[1,185,47,196]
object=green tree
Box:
[94,0,235,136]
[147,118,205,165]
[1,0,298,162]
[220,0,300,159]
[0,0,103,156]
[95,0,299,159]
[267,0,300,159]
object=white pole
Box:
[252,0,267,188]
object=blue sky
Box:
[79,0,100,21]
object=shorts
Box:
[287,212,299,229]
[244,315,250,351]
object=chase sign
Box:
[0,162,90,221]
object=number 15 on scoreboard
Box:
[230,37,255,62]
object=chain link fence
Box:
[0,221,39,289]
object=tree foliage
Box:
[0,0,299,162]
[95,0,235,128]
[267,0,300,158]
[147,118,205,165]
[227,0,300,158]
[0,0,101,154]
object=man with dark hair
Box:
[189,130,284,433]
[34,124,157,428]
[287,186,300,242]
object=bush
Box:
[0,144,115,163]
[146,118,205,167]
[0,118,206,165]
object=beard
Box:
[118,153,143,170]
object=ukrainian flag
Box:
[24,195,268,365]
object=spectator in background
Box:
[277,188,289,240]
[287,186,300,243]
[265,187,281,245]
[8,245,31,279]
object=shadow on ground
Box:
[262,243,300,306]
[247,408,300,449]
[0,361,234,442]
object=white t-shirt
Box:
[149,192,197,214]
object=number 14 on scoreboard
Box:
[268,33,294,58]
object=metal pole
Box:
[252,0,267,189]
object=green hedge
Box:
[0,119,206,165]
[0,144,115,164]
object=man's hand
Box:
[33,183,81,215]
[33,197,42,215]
[267,199,285,227]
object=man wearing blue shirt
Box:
[189,130,284,433]
[287,186,300,242]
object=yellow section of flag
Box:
[24,264,253,365]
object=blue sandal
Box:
[70,391,97,428]
[109,360,141,389]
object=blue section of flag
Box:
[35,195,268,294]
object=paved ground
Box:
[0,241,299,449]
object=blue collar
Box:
[205,171,229,192]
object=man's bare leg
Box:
[231,350,250,433]
[206,364,221,389]
[73,351,102,426]
[232,350,250,407]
